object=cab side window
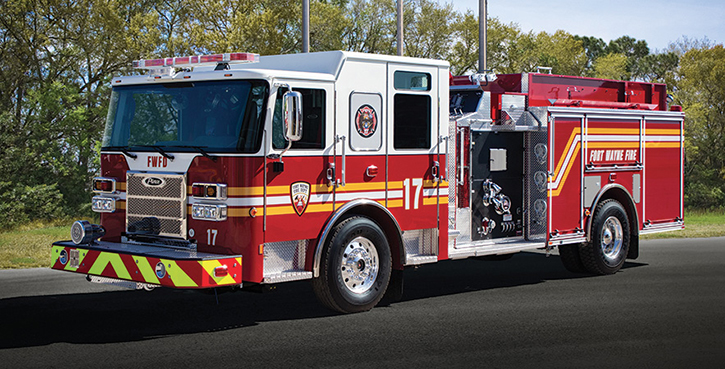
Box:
[273,88,326,149]
[393,94,431,149]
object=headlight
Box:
[191,204,227,221]
[92,196,116,213]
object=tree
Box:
[403,0,456,60]
[592,53,629,80]
[674,44,725,209]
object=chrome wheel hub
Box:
[340,236,379,294]
[600,216,623,265]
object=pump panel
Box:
[470,131,524,240]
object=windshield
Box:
[102,80,268,153]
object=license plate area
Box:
[70,249,80,268]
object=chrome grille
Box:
[126,172,186,238]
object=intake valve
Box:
[482,179,511,215]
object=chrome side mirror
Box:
[283,91,303,142]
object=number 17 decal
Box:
[403,178,423,210]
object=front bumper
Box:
[51,240,242,289]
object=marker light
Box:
[71,220,106,245]
[191,183,227,200]
[92,177,116,193]
[133,52,259,70]
[214,265,229,278]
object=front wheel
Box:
[312,216,392,313]
[579,199,630,275]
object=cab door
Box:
[264,82,335,264]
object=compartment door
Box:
[548,114,585,243]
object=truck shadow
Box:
[0,252,646,349]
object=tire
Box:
[579,199,630,275]
[312,216,392,313]
[558,244,587,273]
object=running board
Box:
[449,239,545,260]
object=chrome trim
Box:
[313,199,402,278]
[640,222,684,235]
[91,196,116,213]
[585,183,639,243]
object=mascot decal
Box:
[355,104,378,138]
[290,181,311,216]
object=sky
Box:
[438,0,725,51]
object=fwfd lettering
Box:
[147,156,168,168]
[589,149,637,162]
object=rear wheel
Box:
[579,199,630,275]
[312,216,392,313]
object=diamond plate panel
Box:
[264,240,307,277]
[403,229,437,265]
[525,131,548,241]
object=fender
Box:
[585,183,640,243]
[312,199,403,278]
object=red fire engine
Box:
[51,51,684,313]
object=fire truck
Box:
[51,51,684,313]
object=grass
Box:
[641,210,725,239]
[0,211,723,269]
[0,219,87,269]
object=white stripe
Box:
[552,135,581,189]
[644,135,680,142]
[586,135,639,142]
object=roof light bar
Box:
[132,52,259,70]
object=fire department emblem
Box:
[354,104,378,138]
[290,181,311,216]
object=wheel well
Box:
[589,186,639,259]
[313,201,404,278]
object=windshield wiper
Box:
[134,145,175,161]
[167,145,218,162]
[102,146,138,159]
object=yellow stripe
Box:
[116,182,126,191]
[587,142,640,149]
[338,182,389,192]
[646,128,681,135]
[553,128,581,180]
[117,201,126,210]
[551,142,580,197]
[387,199,403,208]
[586,128,640,134]
[135,256,160,284]
[423,197,439,206]
[199,260,237,285]
[265,202,335,216]
[88,252,131,280]
[165,260,197,287]
[645,142,680,148]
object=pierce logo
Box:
[290,181,311,216]
[354,104,378,138]
[143,177,165,187]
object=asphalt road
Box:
[1,237,724,368]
